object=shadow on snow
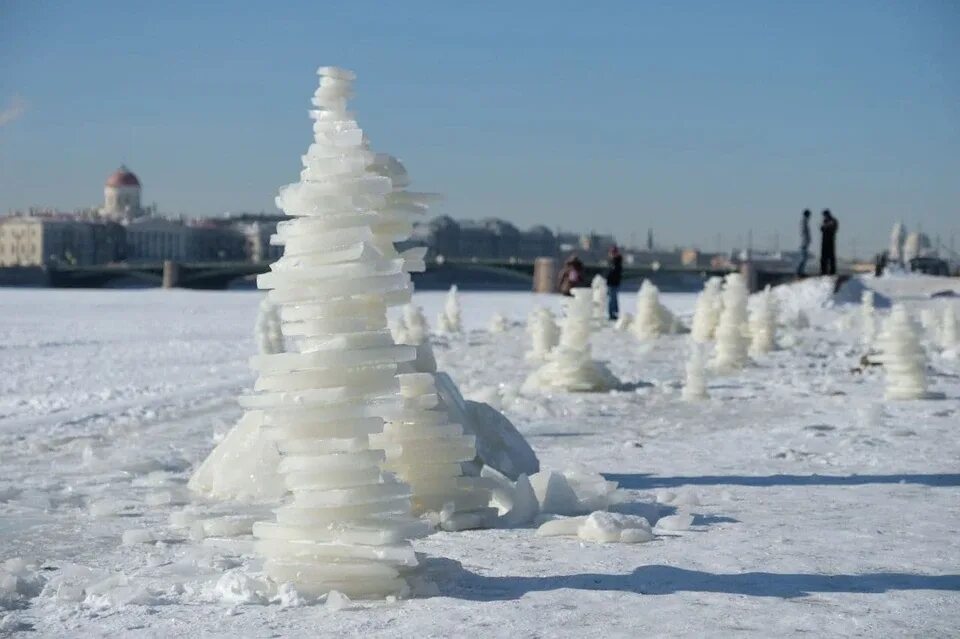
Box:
[424,560,960,601]
[604,473,960,489]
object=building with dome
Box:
[101,165,146,221]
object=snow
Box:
[1,277,960,636]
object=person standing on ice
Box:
[820,209,839,276]
[606,245,623,320]
[559,254,584,296]
[797,209,811,278]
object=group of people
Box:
[798,209,839,277]
[556,207,839,323]
[558,245,623,320]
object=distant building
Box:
[0,217,125,267]
[126,218,246,263]
[100,166,148,221]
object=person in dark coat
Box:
[820,209,839,276]
[797,209,811,278]
[606,245,623,320]
[558,254,585,296]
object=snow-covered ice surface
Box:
[2,279,960,637]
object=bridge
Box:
[2,259,807,292]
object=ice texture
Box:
[876,304,933,400]
[255,298,285,355]
[188,411,286,503]
[710,273,751,372]
[748,286,778,356]
[525,307,559,363]
[632,280,686,340]
[591,275,608,324]
[940,304,959,350]
[691,276,723,343]
[246,67,437,598]
[861,290,876,349]
[536,512,654,544]
[681,343,709,401]
[522,289,621,393]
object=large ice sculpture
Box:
[436,285,462,333]
[710,273,750,372]
[525,307,559,363]
[681,343,709,401]
[690,276,723,343]
[875,304,931,400]
[748,286,777,356]
[632,280,687,341]
[255,298,285,355]
[245,67,432,599]
[522,288,621,392]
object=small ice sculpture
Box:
[392,304,437,374]
[940,305,959,350]
[690,276,723,343]
[436,285,462,333]
[522,289,621,393]
[255,298,285,355]
[861,290,876,348]
[875,304,932,400]
[748,286,778,356]
[681,343,709,401]
[371,374,495,530]
[488,312,507,334]
[632,280,685,340]
[525,307,559,363]
[246,67,433,599]
[710,272,751,372]
[591,274,608,324]
[614,311,633,331]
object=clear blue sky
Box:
[1,1,957,255]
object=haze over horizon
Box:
[1,1,958,255]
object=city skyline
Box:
[1,1,958,255]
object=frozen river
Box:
[1,280,958,637]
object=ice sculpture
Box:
[614,311,633,331]
[591,274,608,323]
[436,285,462,333]
[391,304,437,375]
[245,67,433,599]
[632,280,687,341]
[710,273,750,372]
[941,305,959,350]
[488,312,507,334]
[889,222,905,265]
[525,307,559,363]
[370,372,495,531]
[875,305,931,400]
[681,343,709,401]
[255,298,285,355]
[861,290,876,348]
[748,286,777,356]
[690,276,723,343]
[522,288,621,393]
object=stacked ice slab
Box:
[710,273,751,372]
[245,67,430,599]
[371,372,495,530]
[691,277,723,343]
[876,304,930,400]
